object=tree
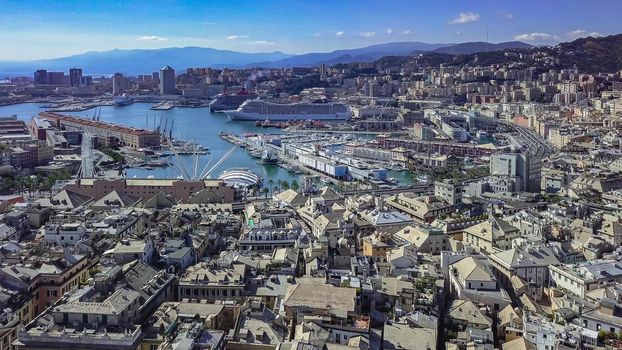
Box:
[0,177,13,194]
[282,180,289,190]
[262,187,269,199]
[291,180,299,191]
[23,176,35,197]
[268,179,274,195]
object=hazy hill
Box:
[257,41,453,67]
[0,42,455,75]
[432,41,534,55]
[0,47,294,75]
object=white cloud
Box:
[449,12,480,24]
[335,31,345,37]
[138,35,168,41]
[359,31,377,38]
[566,29,602,40]
[514,32,558,42]
[505,12,514,20]
[226,35,249,40]
[387,28,393,35]
[313,32,322,37]
[402,29,412,35]
[252,40,275,45]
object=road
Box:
[501,122,555,158]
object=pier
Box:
[150,101,175,110]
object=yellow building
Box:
[362,232,396,259]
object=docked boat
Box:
[249,149,263,158]
[113,94,134,106]
[145,160,169,167]
[158,151,174,158]
[260,149,279,164]
[224,100,351,121]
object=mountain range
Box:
[0,41,534,76]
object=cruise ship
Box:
[112,94,134,106]
[209,90,257,112]
[224,100,351,121]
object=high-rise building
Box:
[319,64,327,81]
[412,123,434,140]
[489,152,541,193]
[46,72,65,85]
[112,73,127,95]
[368,82,381,97]
[159,66,175,95]
[80,76,93,86]
[34,70,48,85]
[69,68,83,87]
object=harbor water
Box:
[0,103,414,186]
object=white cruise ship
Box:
[113,93,134,106]
[224,100,350,121]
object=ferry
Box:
[113,94,134,106]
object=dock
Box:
[150,101,175,110]
[46,101,113,112]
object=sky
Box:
[0,0,620,60]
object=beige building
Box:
[64,178,235,203]
[463,216,521,253]
[178,263,246,302]
[393,225,449,254]
[386,193,453,224]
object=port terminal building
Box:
[39,112,160,148]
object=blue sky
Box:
[1,0,620,60]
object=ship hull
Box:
[114,100,134,106]
[224,111,349,121]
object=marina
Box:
[1,102,417,186]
